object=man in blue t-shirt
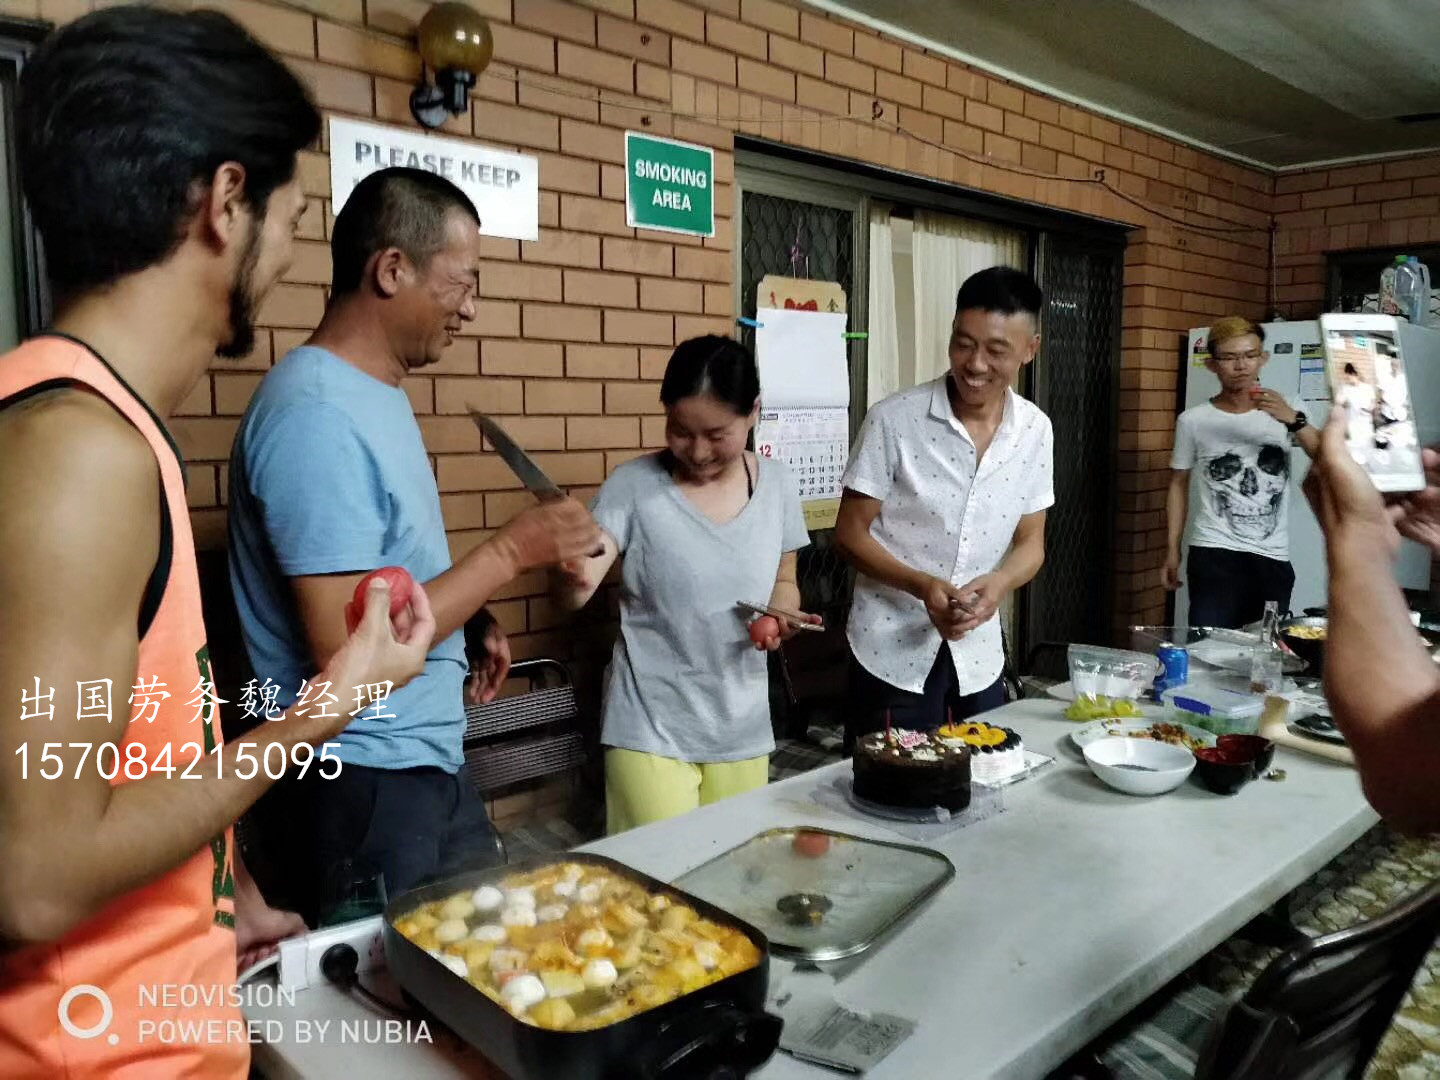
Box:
[228,168,600,922]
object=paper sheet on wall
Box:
[755,308,850,409]
[756,407,847,528]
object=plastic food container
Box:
[1160,685,1265,736]
[1068,644,1160,701]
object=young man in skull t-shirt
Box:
[1163,316,1320,628]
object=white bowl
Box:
[1082,737,1194,796]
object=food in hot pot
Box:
[391,862,761,1031]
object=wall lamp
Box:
[409,2,495,130]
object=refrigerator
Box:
[1174,320,1440,626]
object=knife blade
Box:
[470,410,563,500]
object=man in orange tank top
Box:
[0,9,436,1078]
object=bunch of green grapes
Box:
[1064,695,1144,722]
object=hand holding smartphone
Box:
[1321,313,1425,494]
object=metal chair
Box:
[1067,875,1440,1080]
[1193,874,1440,1079]
[460,657,587,799]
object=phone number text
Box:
[13,741,342,781]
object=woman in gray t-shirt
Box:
[553,336,815,833]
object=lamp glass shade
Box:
[416,2,494,76]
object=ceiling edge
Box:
[803,0,1439,175]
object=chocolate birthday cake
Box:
[852,728,972,812]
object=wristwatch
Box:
[1285,411,1308,433]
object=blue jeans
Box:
[845,643,1007,755]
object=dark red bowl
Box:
[1216,734,1275,778]
[1193,747,1254,795]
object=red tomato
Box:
[792,831,831,858]
[748,615,781,647]
[345,566,415,634]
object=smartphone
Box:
[1320,313,1425,494]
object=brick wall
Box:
[7,0,1295,641]
[1273,154,1440,319]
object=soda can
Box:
[1154,643,1189,696]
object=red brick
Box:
[316,21,417,80]
[823,51,873,93]
[943,120,983,155]
[474,102,561,152]
[1355,179,1412,203]
[492,22,557,73]
[478,262,563,302]
[1039,123,1074,155]
[1004,111,1040,143]
[435,376,522,416]
[603,237,674,275]
[986,80,1024,113]
[560,120,627,165]
[560,193,632,237]
[640,277,705,312]
[1021,142,1057,174]
[854,32,901,73]
[738,58,796,102]
[565,269,638,307]
[291,59,371,115]
[1384,196,1440,219]
[768,33,823,77]
[921,83,965,122]
[983,131,1021,164]
[874,69,922,109]
[674,247,730,282]
[1300,186,1353,209]
[707,12,766,59]
[515,0,597,45]
[798,12,852,55]
[1090,116,1121,144]
[604,309,674,344]
[636,63,671,101]
[1325,203,1380,226]
[557,42,635,94]
[1383,154,1440,180]
[523,229,603,269]
[603,381,663,414]
[597,14,669,64]
[673,39,736,84]
[902,48,945,87]
[566,344,640,379]
[742,0,797,37]
[966,99,1004,134]
[518,74,600,123]
[796,74,848,115]
[635,0,703,38]
[567,416,640,449]
[523,303,604,342]
[482,340,565,377]
[258,284,324,328]
[525,379,604,414]
[704,283,734,315]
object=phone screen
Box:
[1324,322,1424,492]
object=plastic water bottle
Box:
[1396,256,1431,325]
[1249,601,1283,696]
[1380,254,1406,315]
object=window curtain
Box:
[866,204,901,408]
[911,210,1028,385]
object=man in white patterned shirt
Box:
[835,267,1054,751]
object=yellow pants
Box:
[604,748,770,835]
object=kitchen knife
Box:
[470,409,605,558]
[470,410,564,500]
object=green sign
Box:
[625,131,715,237]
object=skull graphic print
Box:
[1204,443,1289,543]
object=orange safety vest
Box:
[0,336,246,1078]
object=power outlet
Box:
[277,915,386,991]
